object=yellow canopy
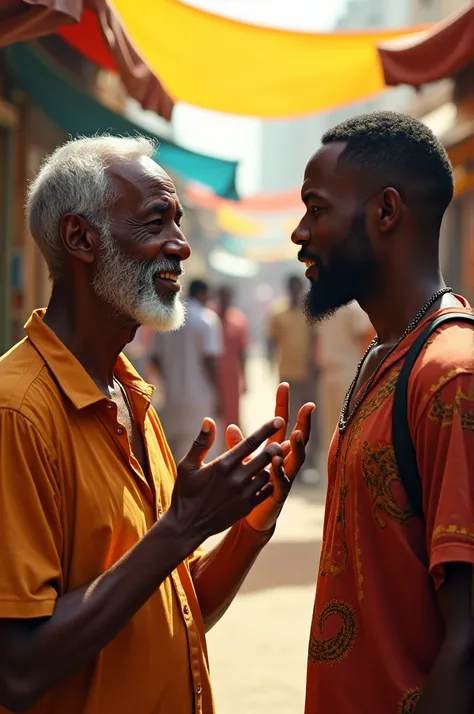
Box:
[113,0,428,117]
[217,204,264,237]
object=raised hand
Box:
[168,416,285,540]
[225,382,315,532]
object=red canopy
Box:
[0,0,174,120]
[378,2,474,87]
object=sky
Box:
[180,0,349,32]
[171,0,350,194]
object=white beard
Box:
[92,229,185,331]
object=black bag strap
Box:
[392,312,474,523]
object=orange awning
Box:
[378,2,474,87]
[186,183,302,213]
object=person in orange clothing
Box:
[215,283,250,430]
[291,112,474,714]
[267,275,320,483]
[0,135,315,714]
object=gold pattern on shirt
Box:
[319,370,401,593]
[428,381,474,430]
[308,600,357,665]
[398,687,422,714]
[362,441,413,527]
[432,524,474,543]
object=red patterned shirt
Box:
[305,298,474,714]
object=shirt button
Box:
[106,403,113,409]
[196,685,202,695]
[116,427,124,435]
[183,604,190,616]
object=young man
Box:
[0,135,314,714]
[291,112,474,713]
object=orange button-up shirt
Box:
[0,310,214,714]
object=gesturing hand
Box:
[225,382,315,532]
[169,416,285,541]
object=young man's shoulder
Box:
[409,316,474,416]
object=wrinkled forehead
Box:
[302,142,358,202]
[108,156,178,210]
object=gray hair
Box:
[26,134,157,279]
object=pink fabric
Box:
[218,308,250,429]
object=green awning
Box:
[2,42,238,198]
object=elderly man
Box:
[0,135,314,714]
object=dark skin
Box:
[292,141,474,714]
[0,157,314,712]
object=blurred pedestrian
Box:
[316,300,372,474]
[267,275,320,483]
[292,111,474,714]
[215,284,250,430]
[0,135,313,714]
[151,278,223,463]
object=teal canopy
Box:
[3,42,238,198]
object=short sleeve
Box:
[0,409,62,617]
[413,373,474,589]
[200,313,222,357]
[187,545,205,574]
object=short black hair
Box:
[322,111,454,224]
[189,279,209,298]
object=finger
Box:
[271,455,291,502]
[223,417,285,467]
[287,430,306,482]
[248,482,274,510]
[225,423,244,451]
[280,440,291,460]
[241,442,282,480]
[272,455,289,485]
[179,418,216,470]
[246,470,274,503]
[293,402,316,444]
[267,382,289,445]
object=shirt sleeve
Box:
[0,408,63,617]
[413,372,474,589]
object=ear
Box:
[376,187,402,234]
[59,214,97,265]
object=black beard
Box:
[302,213,376,325]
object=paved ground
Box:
[204,353,325,714]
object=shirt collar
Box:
[25,309,154,410]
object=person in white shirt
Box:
[151,279,223,462]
